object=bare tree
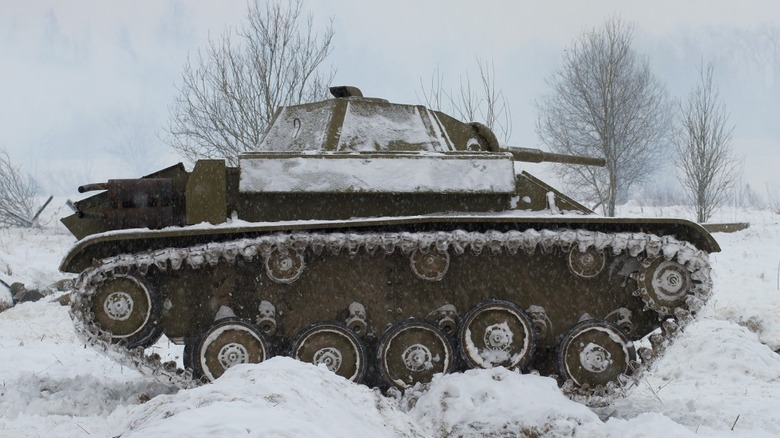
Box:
[767,183,780,215]
[165,0,335,165]
[732,182,763,210]
[419,58,512,144]
[106,107,164,176]
[673,62,740,223]
[536,16,671,216]
[0,148,40,228]
[732,24,779,88]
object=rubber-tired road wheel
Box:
[458,300,535,370]
[194,317,269,381]
[291,322,367,382]
[90,273,163,349]
[556,319,636,388]
[377,319,454,390]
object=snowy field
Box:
[1,203,779,437]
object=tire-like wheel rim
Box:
[292,323,366,382]
[567,247,606,278]
[638,257,692,314]
[459,300,535,370]
[557,320,636,388]
[410,250,450,281]
[378,319,453,389]
[195,318,268,381]
[90,274,161,348]
[265,248,305,284]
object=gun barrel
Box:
[78,183,108,193]
[502,147,606,167]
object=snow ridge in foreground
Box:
[3,207,780,437]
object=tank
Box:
[60,86,718,403]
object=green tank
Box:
[60,86,718,402]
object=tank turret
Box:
[59,86,718,404]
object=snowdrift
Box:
[2,205,780,437]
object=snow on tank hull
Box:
[60,87,718,403]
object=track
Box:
[69,228,712,405]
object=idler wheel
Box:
[194,317,269,381]
[637,257,692,315]
[90,274,162,349]
[556,319,636,389]
[567,247,606,278]
[265,248,305,284]
[410,249,450,281]
[291,322,367,382]
[458,300,535,370]
[377,319,454,389]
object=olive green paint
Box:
[185,160,227,225]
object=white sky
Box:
[1,0,778,197]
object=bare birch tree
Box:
[767,183,780,214]
[419,58,512,144]
[673,62,740,223]
[536,16,671,216]
[165,0,335,165]
[0,148,39,228]
[106,107,163,176]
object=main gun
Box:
[500,147,606,167]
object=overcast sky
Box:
[1,0,779,199]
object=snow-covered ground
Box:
[1,203,779,437]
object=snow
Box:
[338,101,457,153]
[258,100,334,152]
[256,98,454,153]
[118,358,424,438]
[2,204,780,437]
[238,153,516,194]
